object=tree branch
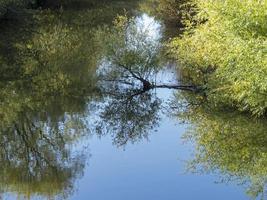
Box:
[152,84,200,92]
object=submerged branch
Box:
[100,61,201,93]
[100,76,199,93]
[152,84,199,92]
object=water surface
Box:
[0,1,266,199]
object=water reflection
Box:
[171,93,267,199]
[0,109,88,199]
[90,14,167,147]
[0,2,267,200]
[0,7,166,199]
[94,89,161,147]
[96,14,163,90]
[0,2,121,198]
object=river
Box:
[0,1,266,199]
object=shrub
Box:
[170,0,267,116]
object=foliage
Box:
[171,93,267,199]
[0,0,149,196]
[0,12,94,194]
[94,88,161,147]
[0,1,143,197]
[0,111,87,199]
[90,15,165,147]
[189,111,267,199]
[170,0,267,116]
[95,14,164,90]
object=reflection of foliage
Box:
[0,57,90,198]
[0,0,139,19]
[0,110,87,199]
[172,93,267,199]
[0,10,99,95]
[0,0,140,94]
[0,1,143,198]
[95,85,161,147]
[91,15,166,147]
[93,14,196,147]
[95,15,197,93]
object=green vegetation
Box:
[1,0,267,198]
[96,15,163,88]
[0,1,141,198]
[93,15,163,146]
[179,106,267,199]
[0,0,139,125]
[171,91,267,199]
[170,0,267,116]
[0,111,86,199]
[0,11,165,196]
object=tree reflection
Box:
[96,14,162,90]
[0,12,108,200]
[94,86,161,147]
[172,94,267,199]
[0,3,196,199]
[0,3,162,199]
[0,109,87,199]
[0,3,108,198]
[91,14,167,147]
[96,14,198,95]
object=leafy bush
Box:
[170,0,267,116]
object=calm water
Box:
[0,1,266,199]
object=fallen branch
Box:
[152,84,199,92]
